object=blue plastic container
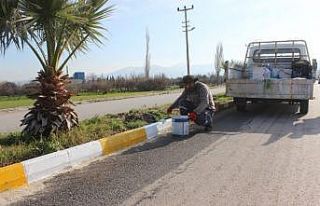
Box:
[172,116,189,136]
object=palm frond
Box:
[57,0,114,70]
[0,0,24,54]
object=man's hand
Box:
[188,112,197,122]
[167,107,173,115]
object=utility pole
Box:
[177,5,195,75]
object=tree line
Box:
[0,73,226,97]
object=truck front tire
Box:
[300,100,309,114]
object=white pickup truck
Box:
[226,40,317,114]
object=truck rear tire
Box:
[234,98,247,112]
[300,100,309,114]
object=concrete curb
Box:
[0,101,233,192]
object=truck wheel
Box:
[234,98,247,112]
[300,100,309,114]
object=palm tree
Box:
[0,0,113,137]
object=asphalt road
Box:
[2,85,320,206]
[0,86,225,133]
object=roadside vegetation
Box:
[214,94,233,103]
[0,95,232,167]
[0,96,34,110]
[0,74,221,99]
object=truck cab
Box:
[226,40,317,114]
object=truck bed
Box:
[226,79,314,100]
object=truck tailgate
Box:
[226,79,314,100]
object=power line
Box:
[177,5,195,76]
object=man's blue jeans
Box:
[179,100,214,127]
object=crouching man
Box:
[167,75,216,131]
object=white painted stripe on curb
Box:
[157,119,172,133]
[23,150,70,183]
[144,123,159,140]
[66,141,102,166]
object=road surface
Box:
[0,86,225,133]
[2,85,320,206]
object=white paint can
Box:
[172,116,189,136]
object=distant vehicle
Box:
[226,40,317,114]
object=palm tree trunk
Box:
[21,69,78,137]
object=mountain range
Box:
[107,64,215,78]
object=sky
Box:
[0,0,319,82]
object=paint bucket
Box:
[172,116,189,136]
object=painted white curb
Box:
[157,119,172,134]
[22,150,70,183]
[66,141,102,166]
[144,123,159,140]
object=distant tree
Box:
[0,0,113,137]
[145,28,151,79]
[214,42,224,83]
[20,82,40,96]
[0,82,18,96]
[87,73,98,82]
